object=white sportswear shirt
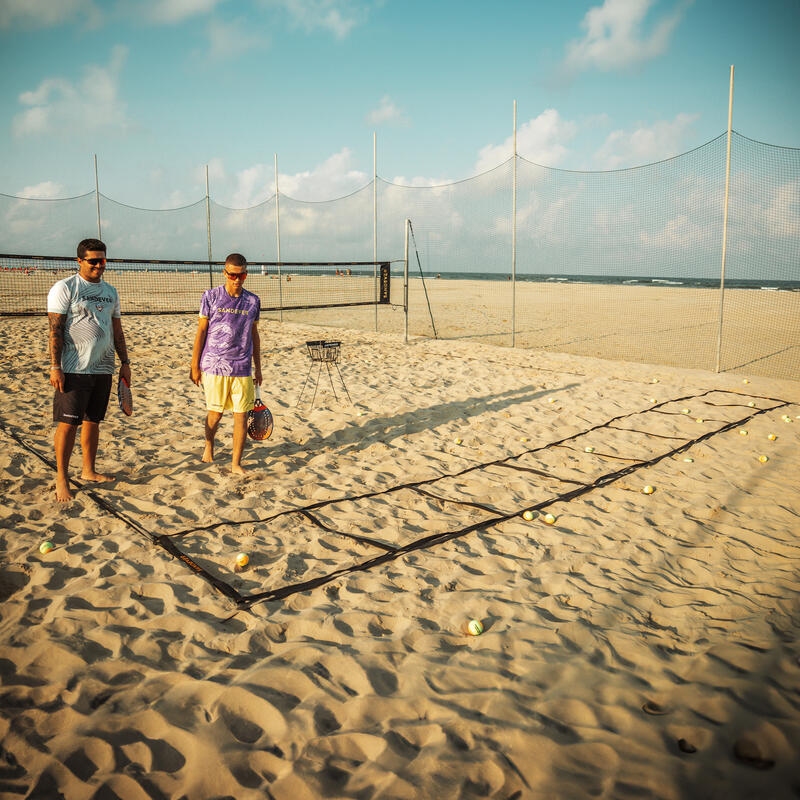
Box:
[47,273,121,374]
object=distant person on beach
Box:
[47,238,131,502]
[190,253,262,474]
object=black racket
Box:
[117,375,133,416]
[247,386,273,440]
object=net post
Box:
[715,65,734,373]
[205,165,213,291]
[404,219,410,344]
[373,131,378,333]
[511,100,517,348]
[94,154,102,239]
[275,153,283,322]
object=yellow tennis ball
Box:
[235,553,249,567]
[747,402,755,407]
[649,398,657,403]
[683,457,694,463]
[547,398,555,404]
[650,378,659,384]
[543,513,556,525]
[768,434,777,441]
[522,510,535,521]
[584,446,594,453]
[642,485,655,495]
[742,379,750,384]
[520,437,528,442]
[467,619,484,636]
[696,418,704,423]
[758,455,769,463]
[739,429,748,436]
[454,437,462,445]
[39,541,54,554]
[681,409,690,414]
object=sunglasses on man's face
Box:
[83,257,107,266]
[225,270,247,279]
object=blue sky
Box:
[0,0,798,209]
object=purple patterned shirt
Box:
[199,286,260,377]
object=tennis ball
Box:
[782,416,792,423]
[759,455,769,463]
[743,379,750,384]
[747,402,755,407]
[739,429,748,436]
[543,513,556,525]
[682,409,690,414]
[467,619,484,636]
[547,398,555,404]
[584,446,595,453]
[235,553,249,568]
[454,437,462,445]
[683,457,694,463]
[522,510,535,521]
[649,398,657,403]
[642,485,655,495]
[39,541,54,555]
[696,418,704,423]
[651,378,659,384]
[520,437,529,442]
[768,434,777,441]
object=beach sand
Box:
[1,312,799,799]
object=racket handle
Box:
[254,384,261,403]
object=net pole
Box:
[373,131,378,333]
[404,218,410,344]
[93,154,102,239]
[715,65,734,373]
[275,153,283,322]
[511,100,517,348]
[205,165,213,291]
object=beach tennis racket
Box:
[117,375,133,416]
[247,386,273,440]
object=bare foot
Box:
[81,471,115,483]
[231,464,247,475]
[202,444,214,463]
[55,477,73,502]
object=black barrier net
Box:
[1,389,792,613]
[0,254,390,316]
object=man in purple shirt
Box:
[190,253,262,474]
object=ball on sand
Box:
[683,457,694,463]
[739,429,748,436]
[454,437,462,445]
[543,513,556,525]
[547,398,555,404]
[759,455,769,463]
[642,485,655,495]
[39,541,54,555]
[743,379,750,384]
[522,510,535,521]
[585,446,595,453]
[768,434,777,441]
[748,402,755,408]
[649,398,657,403]
[467,619,484,636]
[235,553,249,568]
[682,408,690,414]
[651,378,659,384]
[696,418,704,423]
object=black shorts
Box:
[53,373,113,425]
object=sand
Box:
[1,312,799,799]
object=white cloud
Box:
[366,96,405,126]
[593,112,699,169]
[16,181,66,199]
[144,0,225,24]
[12,45,129,138]
[206,17,267,58]
[475,109,578,172]
[259,0,364,38]
[0,0,101,29]
[563,0,691,74]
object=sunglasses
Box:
[224,270,247,279]
[83,257,106,266]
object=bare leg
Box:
[231,412,247,474]
[54,422,78,502]
[204,411,222,462]
[80,421,114,482]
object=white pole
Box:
[94,154,102,239]
[404,218,409,344]
[205,165,213,290]
[511,100,517,348]
[275,153,283,322]
[715,65,734,373]
[373,131,378,333]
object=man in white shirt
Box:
[47,239,131,502]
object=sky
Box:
[1,0,799,210]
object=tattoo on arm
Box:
[48,313,65,367]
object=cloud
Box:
[593,112,700,169]
[259,0,365,38]
[563,0,691,74]
[475,109,578,172]
[143,0,225,24]
[16,181,67,199]
[0,0,101,29]
[366,96,406,126]
[12,45,129,138]
[206,17,267,58]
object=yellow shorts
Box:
[202,374,255,414]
